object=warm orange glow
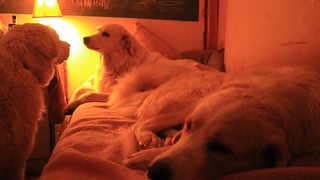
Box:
[36,18,99,99]
[33,0,62,18]
[1,14,204,100]
[44,19,81,49]
[32,16,100,99]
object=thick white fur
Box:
[0,23,69,180]
[65,23,199,115]
[134,70,224,149]
[125,66,320,180]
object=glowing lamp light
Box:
[32,0,62,18]
[32,0,94,98]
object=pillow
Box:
[132,23,181,59]
[207,49,225,72]
[180,49,225,72]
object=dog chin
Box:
[85,45,100,51]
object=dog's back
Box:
[0,49,44,180]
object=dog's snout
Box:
[83,37,90,44]
[147,161,172,180]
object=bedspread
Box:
[40,102,148,180]
[40,101,320,180]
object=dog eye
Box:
[185,121,192,131]
[102,32,110,37]
[207,140,233,154]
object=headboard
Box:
[224,0,320,73]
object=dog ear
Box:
[7,39,33,68]
[16,23,59,60]
[262,135,291,167]
[55,41,70,64]
[28,28,58,60]
[121,34,136,57]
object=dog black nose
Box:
[147,161,172,180]
[83,37,90,44]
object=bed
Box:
[40,49,320,180]
[40,1,320,178]
[40,45,226,180]
[40,100,320,180]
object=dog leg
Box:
[0,143,29,180]
[124,146,170,170]
[135,129,164,149]
[0,161,25,180]
[134,107,192,149]
[65,92,110,114]
[163,129,182,146]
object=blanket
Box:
[40,102,147,180]
[41,101,320,180]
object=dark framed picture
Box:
[0,0,33,14]
[0,0,199,21]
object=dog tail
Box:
[107,68,160,118]
[108,91,151,118]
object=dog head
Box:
[1,23,70,86]
[83,23,137,56]
[147,87,290,180]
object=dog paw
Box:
[136,130,164,150]
[164,137,174,146]
[124,148,167,170]
[64,99,82,115]
[124,152,151,170]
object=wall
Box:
[218,0,227,49]
[0,0,206,99]
[223,0,320,73]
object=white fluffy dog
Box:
[125,66,320,180]
[0,23,69,180]
[134,70,224,149]
[65,23,201,115]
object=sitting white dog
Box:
[65,23,201,116]
[125,66,320,180]
[0,23,69,180]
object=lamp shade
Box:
[33,0,62,18]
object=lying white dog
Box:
[65,23,200,116]
[134,69,224,149]
[0,23,69,180]
[125,66,320,180]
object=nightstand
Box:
[25,113,53,175]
